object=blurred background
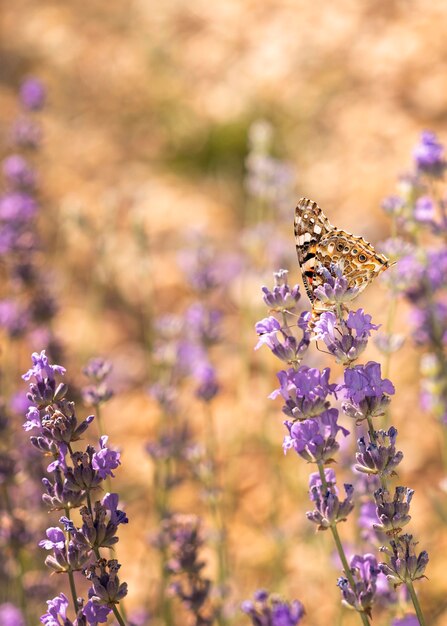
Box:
[1,1,447,625]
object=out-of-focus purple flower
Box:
[373,487,413,535]
[194,362,219,402]
[380,534,429,587]
[342,362,395,422]
[355,427,403,477]
[40,593,71,626]
[82,357,113,407]
[337,553,380,617]
[20,78,46,111]
[0,603,25,626]
[283,408,349,463]
[271,366,336,420]
[413,196,435,223]
[358,501,384,544]
[241,589,305,626]
[12,117,42,148]
[185,303,221,345]
[2,155,36,190]
[307,469,354,530]
[0,192,37,222]
[0,299,30,337]
[261,269,302,312]
[83,357,112,382]
[382,195,405,216]
[413,131,445,177]
[392,615,419,626]
[91,435,121,479]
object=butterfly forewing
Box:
[294,198,333,302]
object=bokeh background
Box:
[2,1,447,625]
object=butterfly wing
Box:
[294,197,334,303]
[317,229,390,294]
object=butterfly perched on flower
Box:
[294,197,393,318]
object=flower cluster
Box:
[158,514,215,626]
[256,261,429,623]
[0,78,59,355]
[241,589,305,626]
[381,131,447,427]
[22,351,127,625]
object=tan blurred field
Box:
[2,1,447,625]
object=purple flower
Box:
[307,469,354,529]
[392,616,419,626]
[0,299,30,337]
[185,303,221,344]
[91,435,121,479]
[0,603,25,626]
[82,357,112,382]
[272,366,336,420]
[0,192,37,222]
[337,553,380,617]
[261,270,302,312]
[382,195,405,216]
[413,130,445,177]
[380,534,429,587]
[12,117,42,148]
[414,196,435,223]
[355,427,403,477]
[314,310,379,365]
[314,263,360,305]
[40,593,71,625]
[83,600,111,624]
[2,155,36,190]
[22,350,66,383]
[241,589,305,626]
[194,362,219,402]
[342,362,395,422]
[39,526,66,551]
[373,486,413,534]
[283,408,349,463]
[20,78,46,111]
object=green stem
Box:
[406,580,427,626]
[64,508,79,613]
[316,463,371,626]
[1,484,28,620]
[94,404,113,493]
[203,401,229,626]
[112,604,127,626]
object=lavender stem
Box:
[407,579,427,626]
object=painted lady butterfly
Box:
[294,197,393,316]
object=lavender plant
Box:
[22,350,128,625]
[256,266,429,625]
[242,589,305,626]
[380,131,447,445]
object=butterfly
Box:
[294,197,393,316]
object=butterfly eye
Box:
[358,254,367,262]
[352,248,358,255]
[336,243,344,252]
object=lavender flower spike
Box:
[307,469,354,530]
[242,589,305,626]
[261,269,302,313]
[379,534,429,587]
[337,553,380,618]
